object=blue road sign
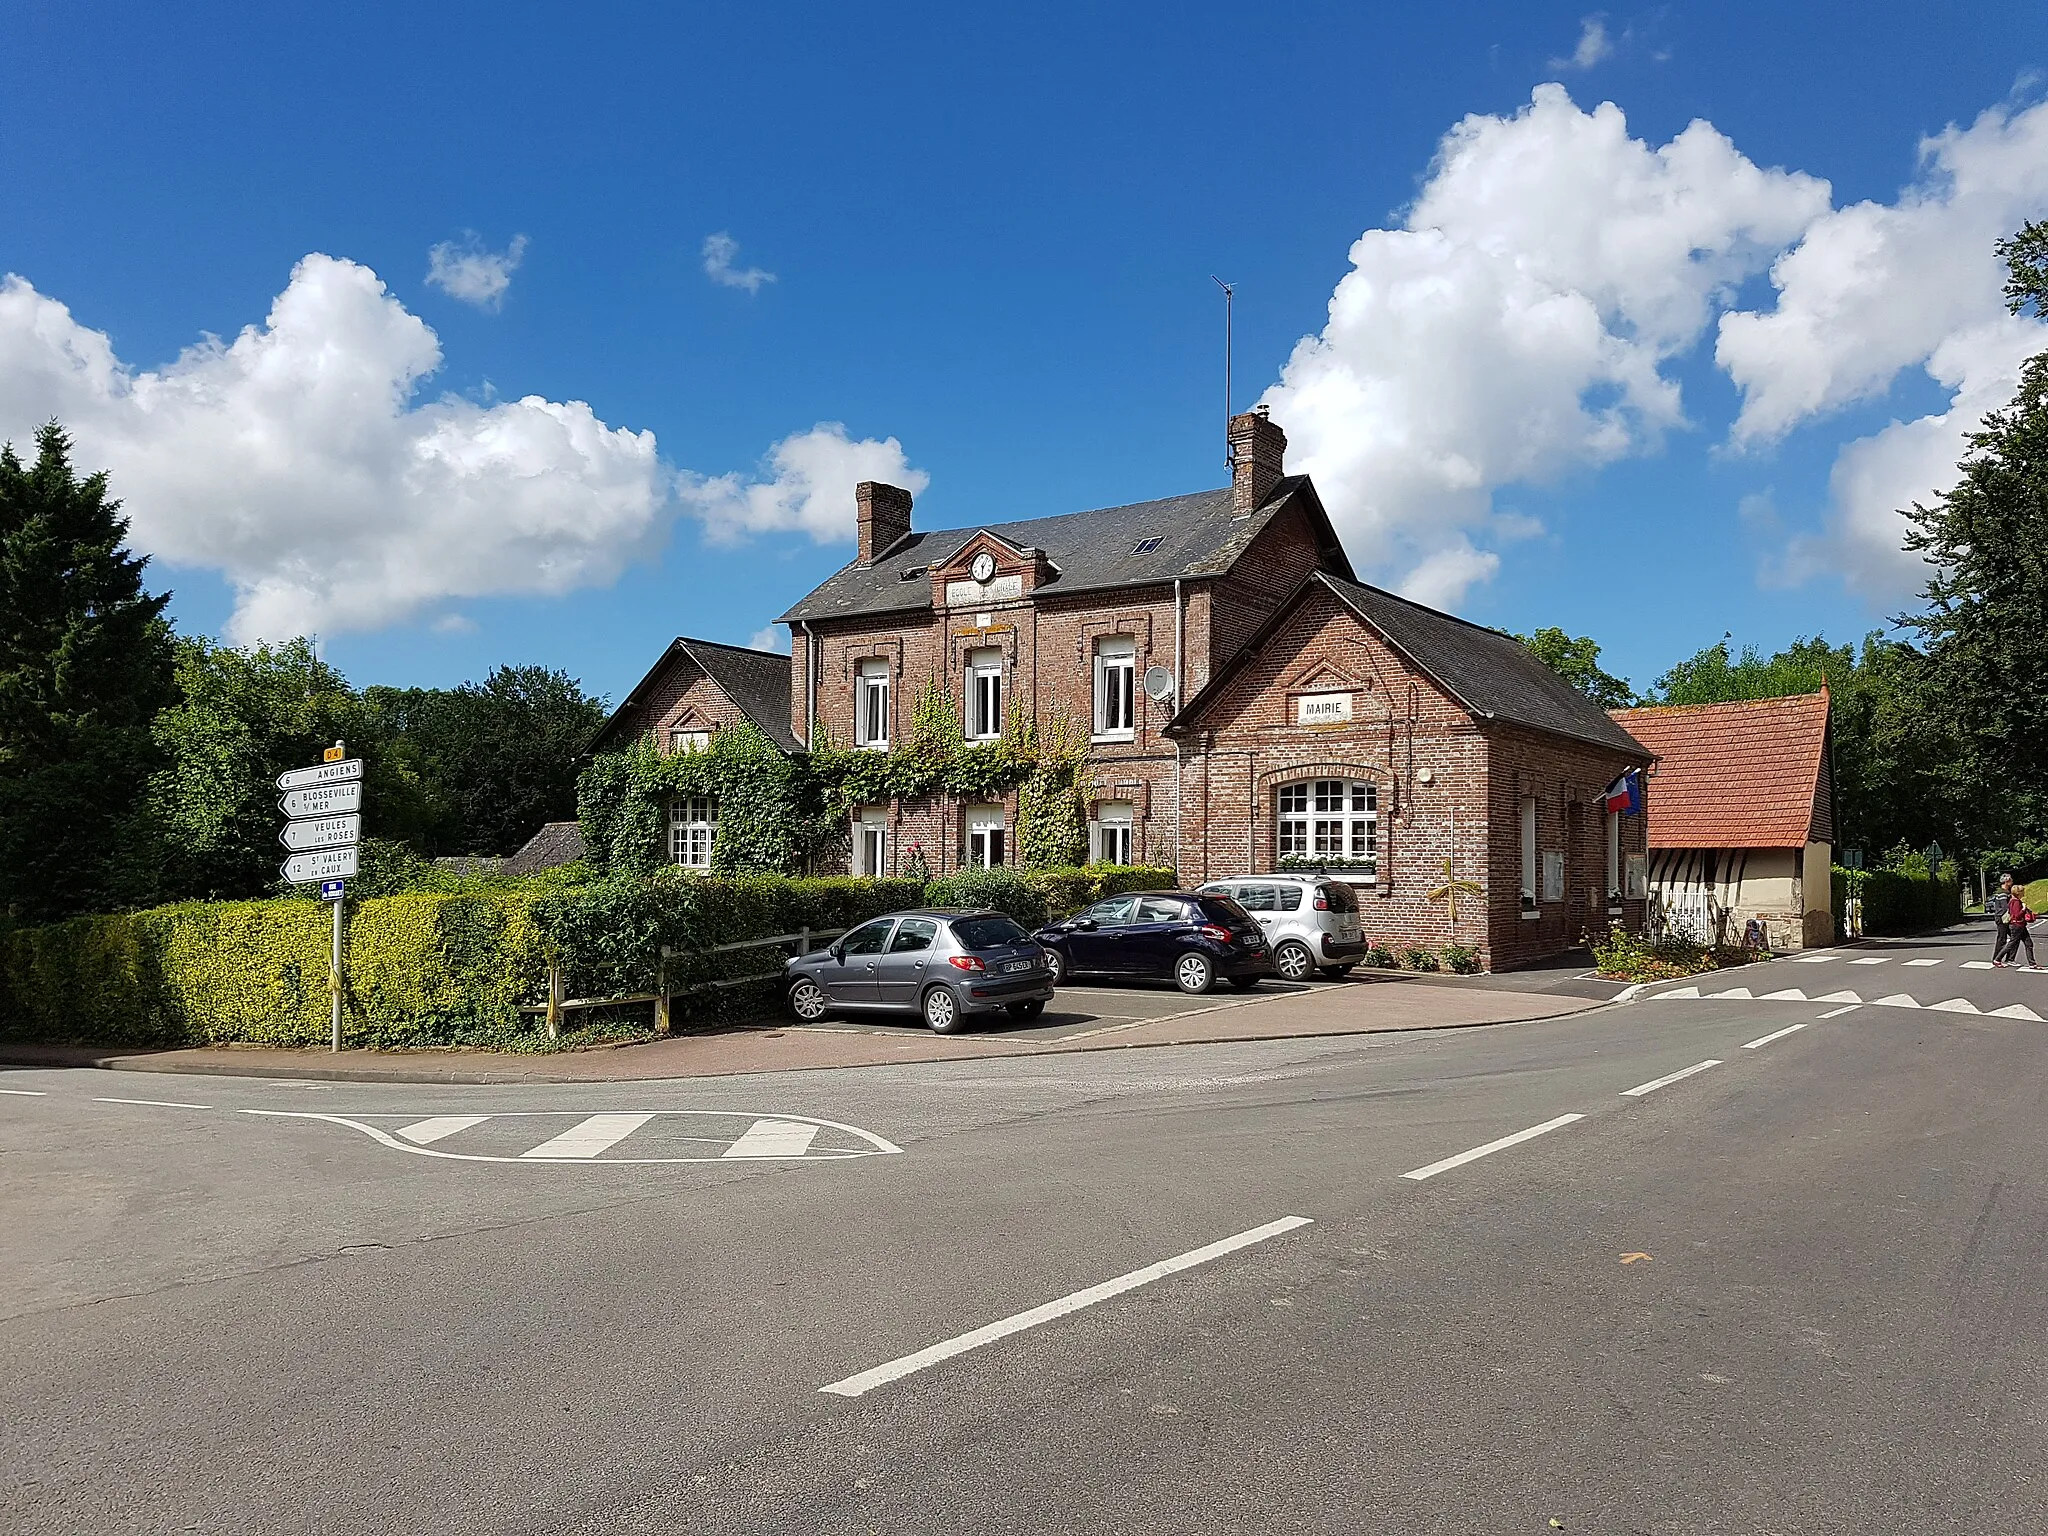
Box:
[320,879,346,902]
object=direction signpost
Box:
[280,742,361,1051]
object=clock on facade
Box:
[970,551,997,583]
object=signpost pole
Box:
[331,895,343,1052]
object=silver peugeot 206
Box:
[783,907,1056,1033]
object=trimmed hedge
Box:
[922,865,1178,928]
[1833,860,1963,937]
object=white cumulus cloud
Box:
[425,232,529,309]
[1551,16,1614,71]
[0,254,667,642]
[1261,84,1828,607]
[681,423,929,545]
[1719,96,2048,596]
[748,624,790,654]
[703,232,775,294]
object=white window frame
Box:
[1092,800,1135,866]
[1519,796,1538,908]
[1275,779,1377,871]
[855,660,891,749]
[668,727,711,753]
[966,805,1007,868]
[855,809,889,878]
[1093,636,1137,741]
[965,647,1004,741]
[670,796,717,870]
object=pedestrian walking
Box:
[1993,873,2016,963]
[2001,884,2039,970]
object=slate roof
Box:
[776,477,1352,623]
[1168,572,1650,756]
[501,820,587,876]
[1610,692,1830,849]
[589,636,799,754]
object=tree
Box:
[1898,219,2048,854]
[0,425,176,921]
[146,637,433,900]
[366,666,607,856]
[1516,627,1635,708]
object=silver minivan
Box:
[1195,875,1367,981]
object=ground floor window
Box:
[967,805,1007,868]
[1276,779,1376,871]
[1092,800,1134,865]
[670,796,717,868]
[855,810,889,877]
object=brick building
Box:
[599,409,1652,968]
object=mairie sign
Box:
[281,847,359,883]
[279,782,362,819]
[277,758,363,792]
[280,813,361,852]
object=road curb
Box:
[0,992,1609,1086]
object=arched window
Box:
[1276,779,1376,872]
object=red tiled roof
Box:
[1609,690,1829,849]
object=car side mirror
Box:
[829,943,846,963]
[1069,917,1097,932]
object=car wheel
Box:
[1274,941,1316,982]
[1174,952,1214,995]
[1006,999,1047,1020]
[922,985,964,1034]
[1319,964,1357,979]
[1227,976,1261,991]
[787,977,829,1022]
[1043,946,1066,983]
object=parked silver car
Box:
[783,908,1055,1033]
[1195,875,1367,981]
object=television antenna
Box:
[1212,276,1234,472]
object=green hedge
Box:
[1834,860,1964,937]
[922,865,1178,927]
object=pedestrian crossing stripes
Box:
[243,1108,903,1165]
[1644,987,2042,1020]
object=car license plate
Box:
[1002,958,1034,973]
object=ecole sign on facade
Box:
[592,410,1653,970]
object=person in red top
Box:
[1997,881,2038,969]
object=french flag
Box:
[1604,767,1642,815]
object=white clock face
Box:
[971,552,997,583]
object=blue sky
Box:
[3,0,2044,701]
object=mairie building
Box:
[592,410,1652,969]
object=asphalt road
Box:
[5,926,2046,1533]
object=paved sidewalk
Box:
[0,975,1604,1085]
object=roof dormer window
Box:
[1131,536,1162,554]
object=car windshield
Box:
[952,915,1031,950]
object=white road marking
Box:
[818,1215,1315,1398]
[1621,1059,1721,1097]
[1789,954,1837,963]
[1744,1023,1810,1048]
[1849,957,1889,965]
[519,1113,656,1159]
[1817,1005,1862,1019]
[1613,982,1650,1004]
[723,1119,821,1159]
[1962,961,1995,970]
[1873,993,1921,1009]
[1991,1003,2044,1020]
[1815,990,1862,1004]
[94,1096,212,1110]
[1929,998,1980,1014]
[243,1109,903,1165]
[0,1087,47,1096]
[1760,987,1808,1001]
[1654,985,1700,999]
[1707,986,1753,999]
[1904,958,1942,967]
[1401,1114,1585,1182]
[397,1115,488,1145]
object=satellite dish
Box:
[1142,665,1176,702]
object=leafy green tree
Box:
[147,637,432,899]
[1898,219,2048,854]
[366,665,607,856]
[1515,627,1635,708]
[0,425,176,921]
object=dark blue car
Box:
[1033,890,1274,994]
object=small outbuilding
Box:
[1609,689,1834,950]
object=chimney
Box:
[855,481,914,565]
[1228,406,1287,515]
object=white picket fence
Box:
[1650,889,1721,945]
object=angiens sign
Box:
[1295,691,1354,726]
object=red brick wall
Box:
[602,652,760,750]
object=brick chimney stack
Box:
[855,482,914,565]
[1228,406,1288,515]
